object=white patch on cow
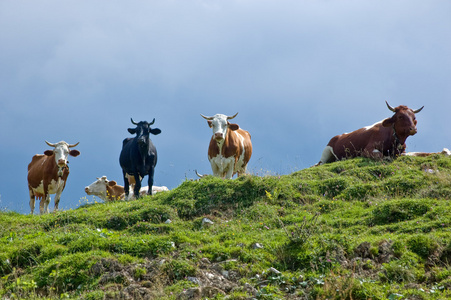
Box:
[85,176,109,200]
[373,149,381,153]
[209,114,229,140]
[319,146,338,165]
[31,178,65,213]
[52,141,71,165]
[31,180,45,196]
[364,121,383,131]
[210,154,235,179]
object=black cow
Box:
[119,118,161,198]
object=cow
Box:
[119,118,161,199]
[27,141,80,214]
[85,176,126,201]
[84,176,169,201]
[316,101,424,165]
[403,148,451,157]
[200,112,252,179]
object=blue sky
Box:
[1,1,450,214]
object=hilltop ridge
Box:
[1,155,450,299]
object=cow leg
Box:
[210,161,220,177]
[147,169,155,196]
[29,189,35,215]
[54,193,62,212]
[40,194,50,214]
[134,174,142,198]
[316,146,337,166]
[225,162,234,179]
[123,171,130,199]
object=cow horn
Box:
[385,101,396,112]
[148,118,155,125]
[45,141,57,147]
[227,112,239,120]
[200,114,214,120]
[68,142,80,148]
[130,118,139,125]
[413,106,424,114]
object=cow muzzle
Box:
[214,133,224,140]
[410,127,418,135]
[84,187,90,193]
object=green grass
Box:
[1,155,450,299]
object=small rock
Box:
[165,219,172,224]
[251,243,264,249]
[266,267,281,275]
[200,257,211,264]
[187,276,201,285]
[202,218,214,226]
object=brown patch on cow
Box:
[105,181,126,201]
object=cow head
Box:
[128,118,161,151]
[382,101,424,137]
[44,141,80,169]
[85,176,117,196]
[201,113,240,141]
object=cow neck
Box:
[138,137,150,159]
[58,165,69,177]
[52,152,68,177]
[215,131,230,155]
[391,125,405,152]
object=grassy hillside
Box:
[1,155,450,299]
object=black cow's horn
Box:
[385,101,396,112]
[413,106,424,114]
[68,142,80,148]
[131,118,139,125]
[200,114,214,120]
[45,141,56,147]
[148,118,155,126]
[227,112,239,120]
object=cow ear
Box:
[382,117,394,128]
[69,150,80,157]
[128,128,136,134]
[150,128,161,135]
[207,120,213,128]
[228,123,240,131]
[44,150,54,156]
[109,180,117,186]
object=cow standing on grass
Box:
[27,141,80,214]
[201,113,252,179]
[316,101,424,165]
[119,118,161,199]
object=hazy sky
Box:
[1,1,450,214]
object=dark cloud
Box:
[1,1,450,213]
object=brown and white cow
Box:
[85,176,126,201]
[85,176,169,201]
[201,113,252,179]
[316,101,424,165]
[28,141,80,214]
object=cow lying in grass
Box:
[402,148,450,157]
[84,176,168,201]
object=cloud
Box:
[0,0,450,213]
